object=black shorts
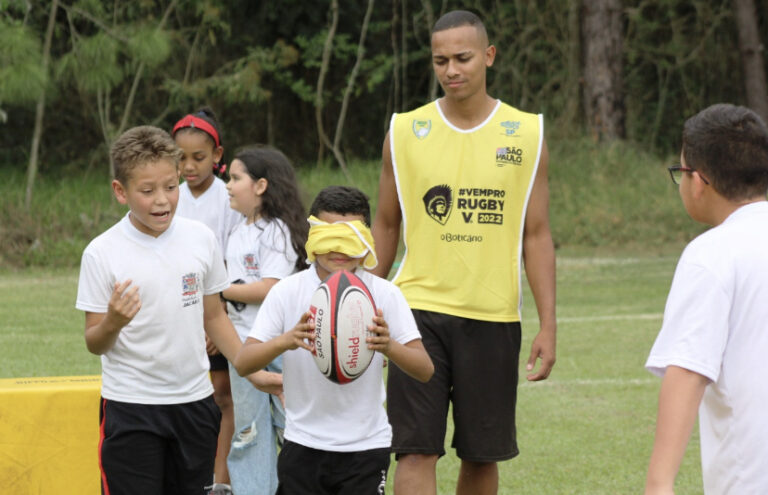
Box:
[387,310,522,462]
[276,440,389,495]
[208,352,229,371]
[98,395,221,495]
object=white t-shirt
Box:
[250,266,422,452]
[76,214,229,404]
[646,202,768,494]
[225,217,298,341]
[176,177,241,255]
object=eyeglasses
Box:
[667,164,710,185]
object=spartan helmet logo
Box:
[422,185,453,225]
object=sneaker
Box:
[205,483,233,495]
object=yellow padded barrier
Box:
[0,376,101,493]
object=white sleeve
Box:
[204,233,230,295]
[645,259,729,382]
[75,248,113,313]
[249,283,288,342]
[258,221,298,280]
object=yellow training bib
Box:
[389,100,543,321]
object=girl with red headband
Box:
[172,107,241,495]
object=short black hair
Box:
[432,10,487,39]
[309,186,371,226]
[683,103,768,201]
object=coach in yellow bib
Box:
[372,9,557,495]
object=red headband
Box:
[172,114,221,147]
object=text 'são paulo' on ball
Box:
[308,270,377,384]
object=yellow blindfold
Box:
[305,215,378,270]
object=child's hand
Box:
[105,280,141,329]
[366,308,391,355]
[205,335,220,355]
[280,311,315,353]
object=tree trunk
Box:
[25,0,58,211]
[401,0,408,109]
[115,0,177,138]
[331,0,375,180]
[733,0,768,123]
[581,0,625,141]
[391,0,401,112]
[419,0,438,101]
[315,0,339,166]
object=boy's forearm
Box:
[234,338,285,376]
[385,339,434,383]
[523,227,556,331]
[205,315,242,363]
[84,313,123,355]
[645,366,708,494]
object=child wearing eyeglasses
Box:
[645,103,768,494]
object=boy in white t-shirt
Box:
[645,104,768,494]
[233,186,434,494]
[76,126,246,495]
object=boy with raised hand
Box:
[233,186,434,495]
[75,125,251,494]
[645,104,768,494]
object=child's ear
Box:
[254,177,268,196]
[213,145,224,164]
[692,172,709,199]
[112,179,128,205]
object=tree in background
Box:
[581,0,625,141]
[55,0,176,177]
[733,0,768,122]
[1,0,768,178]
[25,0,58,210]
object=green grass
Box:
[0,249,704,494]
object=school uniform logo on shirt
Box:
[412,119,432,139]
[182,272,201,307]
[422,184,453,225]
[243,253,260,277]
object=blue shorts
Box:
[387,310,522,462]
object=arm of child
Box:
[645,365,709,495]
[522,139,557,382]
[246,369,284,406]
[84,280,141,355]
[203,293,243,363]
[221,278,280,305]
[367,308,434,383]
[234,312,316,376]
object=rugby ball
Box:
[308,270,377,384]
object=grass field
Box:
[0,248,704,494]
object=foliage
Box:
[0,0,767,175]
[0,21,46,107]
[624,0,740,151]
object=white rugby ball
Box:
[308,269,377,384]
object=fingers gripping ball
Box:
[308,270,377,384]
